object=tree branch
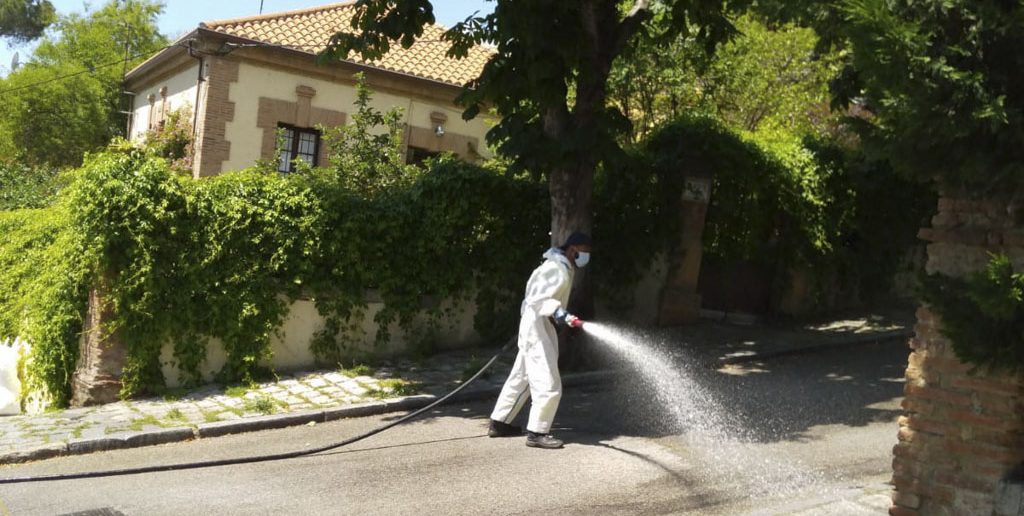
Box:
[610,0,652,60]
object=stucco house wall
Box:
[158,297,482,387]
[118,4,499,383]
[125,3,495,178]
[128,61,200,140]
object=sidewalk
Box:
[742,481,895,515]
[0,310,913,466]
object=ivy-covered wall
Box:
[597,116,934,316]
[0,114,932,408]
[0,148,548,407]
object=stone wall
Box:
[892,195,1024,515]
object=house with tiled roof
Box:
[124,2,494,178]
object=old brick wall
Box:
[892,196,1024,515]
[193,56,239,178]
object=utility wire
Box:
[0,43,181,97]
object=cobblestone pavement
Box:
[0,348,515,463]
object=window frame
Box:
[276,123,321,173]
[405,145,440,166]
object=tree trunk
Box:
[550,162,596,370]
[70,273,127,406]
[547,0,651,368]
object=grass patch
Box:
[367,379,422,399]
[201,410,223,423]
[224,385,250,398]
[461,355,490,382]
[339,364,375,378]
[159,387,188,402]
[127,414,163,431]
[70,422,94,439]
[242,394,278,415]
[165,408,187,422]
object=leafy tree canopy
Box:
[0,0,166,168]
[0,0,54,43]
[321,0,749,254]
[609,13,842,141]
[810,0,1023,192]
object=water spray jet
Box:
[579,320,828,498]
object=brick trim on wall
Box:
[193,56,239,178]
[892,195,1024,516]
[256,85,346,168]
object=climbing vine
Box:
[595,115,932,310]
[0,145,546,406]
[0,106,928,407]
[142,105,194,174]
[919,254,1024,374]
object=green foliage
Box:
[142,106,194,174]
[339,364,374,378]
[626,116,827,266]
[0,0,54,42]
[597,115,932,309]
[243,393,279,415]
[323,0,749,259]
[834,0,1024,191]
[368,378,421,399]
[0,0,167,167]
[919,255,1024,374]
[321,73,416,195]
[0,110,546,407]
[703,15,842,136]
[0,161,61,209]
[609,14,842,141]
[304,155,547,363]
[67,150,318,392]
[0,206,91,407]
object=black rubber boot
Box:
[488,419,522,437]
[525,431,563,449]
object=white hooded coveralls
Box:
[490,248,575,434]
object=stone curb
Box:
[0,332,899,466]
[0,371,616,466]
[716,329,914,366]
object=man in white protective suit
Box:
[488,231,591,449]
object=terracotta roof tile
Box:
[200,2,490,86]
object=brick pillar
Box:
[658,174,711,325]
[892,195,1024,516]
[192,56,238,178]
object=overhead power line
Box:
[0,43,180,97]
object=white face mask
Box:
[575,251,590,268]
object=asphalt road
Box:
[0,340,907,515]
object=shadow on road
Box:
[337,336,905,457]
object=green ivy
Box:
[595,115,933,310]
[142,106,194,174]
[0,145,547,405]
[0,161,62,210]
[0,205,91,407]
[919,254,1024,374]
[0,106,930,407]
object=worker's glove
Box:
[553,308,584,328]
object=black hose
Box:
[0,339,515,484]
